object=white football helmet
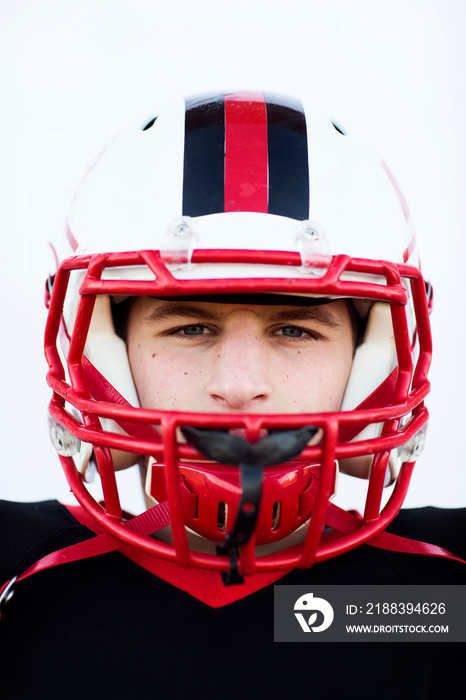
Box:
[45,91,432,582]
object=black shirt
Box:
[1,500,465,699]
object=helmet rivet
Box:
[399,425,428,463]
[161,216,197,270]
[173,222,190,237]
[49,417,80,457]
[295,220,331,277]
[303,226,320,241]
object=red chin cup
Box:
[147,459,336,545]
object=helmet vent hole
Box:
[217,502,228,532]
[272,501,281,531]
[332,121,346,135]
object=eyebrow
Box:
[145,302,343,329]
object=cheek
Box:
[128,343,206,410]
[275,346,353,413]
[317,353,353,410]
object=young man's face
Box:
[126,297,355,416]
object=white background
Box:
[0,0,465,512]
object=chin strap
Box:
[1,497,465,618]
[324,501,466,563]
[0,501,170,621]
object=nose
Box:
[206,327,272,411]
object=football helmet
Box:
[44,91,432,582]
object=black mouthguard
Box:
[180,425,318,466]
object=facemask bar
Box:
[45,248,431,576]
[52,404,427,575]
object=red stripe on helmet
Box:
[66,225,79,252]
[224,92,268,213]
[403,235,416,263]
[381,160,410,223]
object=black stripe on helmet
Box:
[183,94,225,217]
[264,94,310,220]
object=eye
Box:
[280,326,305,338]
[181,325,206,336]
[272,325,321,342]
[164,323,216,340]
